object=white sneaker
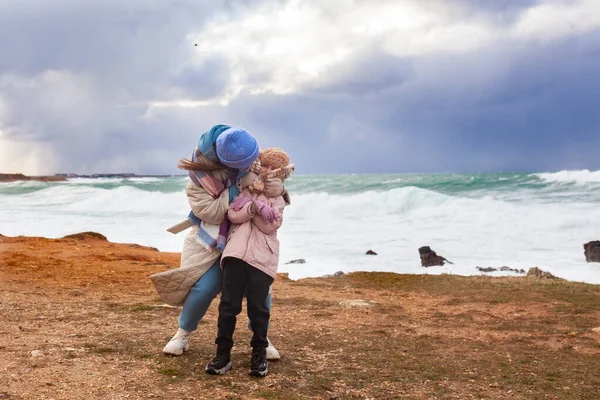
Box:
[163,328,191,356]
[266,338,280,360]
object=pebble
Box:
[31,350,44,357]
[339,299,378,309]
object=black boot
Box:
[205,346,232,375]
[249,347,268,377]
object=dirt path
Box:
[1,233,600,399]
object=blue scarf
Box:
[187,125,241,251]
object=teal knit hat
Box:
[196,124,231,162]
[215,127,259,171]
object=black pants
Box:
[216,257,274,351]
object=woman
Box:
[150,124,283,359]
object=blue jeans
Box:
[178,260,273,332]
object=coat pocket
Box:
[265,237,275,253]
[226,229,235,242]
[264,236,279,255]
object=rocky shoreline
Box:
[0,173,67,182]
[0,173,179,182]
[284,242,599,280]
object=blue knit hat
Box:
[215,127,259,170]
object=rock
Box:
[63,232,107,241]
[418,246,452,267]
[30,350,44,357]
[584,241,600,263]
[339,299,378,309]
[323,271,345,278]
[591,327,600,333]
[128,243,159,251]
[500,266,526,274]
[276,272,290,280]
[478,266,525,274]
[526,267,558,279]
[0,173,66,182]
[365,250,378,255]
[285,259,306,264]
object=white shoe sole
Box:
[162,343,189,356]
[205,361,232,375]
[266,345,280,360]
[249,366,268,377]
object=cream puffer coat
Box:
[150,172,230,306]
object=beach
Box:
[3,0,600,397]
[2,171,600,397]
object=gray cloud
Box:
[0,0,599,175]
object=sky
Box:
[0,0,599,175]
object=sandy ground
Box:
[1,233,600,400]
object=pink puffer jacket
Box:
[221,188,286,279]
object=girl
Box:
[151,126,283,360]
[206,148,294,377]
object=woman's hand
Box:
[238,172,259,189]
[264,178,284,197]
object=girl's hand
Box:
[264,178,284,197]
[253,200,278,223]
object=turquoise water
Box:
[1,170,600,282]
[3,172,599,201]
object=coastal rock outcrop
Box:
[500,266,526,273]
[418,246,452,267]
[322,271,345,278]
[63,232,108,241]
[0,173,66,182]
[285,259,306,265]
[584,241,600,263]
[477,266,526,274]
[526,267,558,279]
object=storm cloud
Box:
[0,0,599,174]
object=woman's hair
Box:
[177,149,225,172]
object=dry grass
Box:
[1,234,600,399]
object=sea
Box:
[1,170,599,283]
